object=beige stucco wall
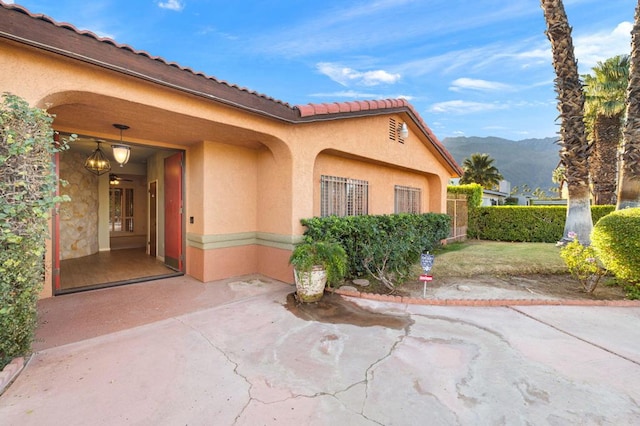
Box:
[313,152,436,215]
[200,141,259,234]
[1,36,456,296]
[286,116,450,232]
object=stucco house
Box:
[0,3,461,298]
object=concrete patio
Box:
[1,275,639,424]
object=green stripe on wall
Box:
[186,232,303,251]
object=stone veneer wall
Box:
[59,151,99,259]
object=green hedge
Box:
[447,184,483,209]
[300,213,450,288]
[592,208,640,284]
[469,205,615,242]
[1,94,68,370]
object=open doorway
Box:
[54,135,184,294]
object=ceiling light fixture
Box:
[84,140,111,175]
[111,124,131,167]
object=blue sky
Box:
[8,0,636,140]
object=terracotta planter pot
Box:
[293,266,327,302]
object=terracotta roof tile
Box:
[295,98,414,118]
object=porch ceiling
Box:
[49,93,269,152]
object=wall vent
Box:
[388,118,405,143]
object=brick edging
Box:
[327,288,640,307]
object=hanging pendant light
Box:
[111,123,131,167]
[84,140,111,175]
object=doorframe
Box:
[148,179,158,258]
[52,151,61,294]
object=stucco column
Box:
[289,150,318,235]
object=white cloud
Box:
[450,78,513,92]
[158,0,184,11]
[317,62,401,86]
[574,21,632,70]
[4,0,14,3]
[309,90,413,101]
[310,90,381,98]
[429,100,508,114]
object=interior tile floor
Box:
[59,248,181,293]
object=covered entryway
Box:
[53,132,185,294]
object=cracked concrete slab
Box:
[1,283,640,425]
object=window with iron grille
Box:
[395,185,421,213]
[321,175,369,217]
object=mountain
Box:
[442,136,560,194]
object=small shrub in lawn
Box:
[559,239,606,293]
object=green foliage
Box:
[288,241,347,287]
[624,284,640,300]
[504,196,519,206]
[559,240,606,293]
[459,153,504,189]
[583,55,629,129]
[0,93,68,369]
[448,183,483,208]
[301,213,450,290]
[592,208,640,284]
[469,205,615,242]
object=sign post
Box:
[419,252,435,298]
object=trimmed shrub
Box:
[592,208,640,284]
[469,205,615,242]
[448,184,482,209]
[301,213,450,289]
[0,93,68,370]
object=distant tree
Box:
[541,0,593,244]
[459,153,503,189]
[532,187,551,200]
[584,55,629,205]
[552,165,566,194]
[617,2,640,209]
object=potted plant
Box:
[288,240,347,302]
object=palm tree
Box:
[459,153,503,189]
[541,0,592,244]
[617,2,640,210]
[584,55,629,205]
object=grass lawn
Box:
[424,240,568,278]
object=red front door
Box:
[164,152,184,271]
